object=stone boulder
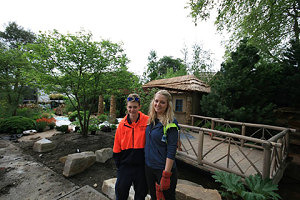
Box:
[96,148,113,163]
[176,183,221,200]
[33,138,56,152]
[102,178,151,200]
[63,151,96,177]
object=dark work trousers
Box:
[145,165,178,200]
[115,164,148,200]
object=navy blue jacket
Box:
[145,118,179,170]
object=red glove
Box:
[159,170,172,190]
[156,183,165,200]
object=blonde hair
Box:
[148,90,174,126]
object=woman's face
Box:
[127,101,140,118]
[154,94,168,115]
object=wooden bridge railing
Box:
[176,115,296,183]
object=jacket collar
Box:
[126,113,140,125]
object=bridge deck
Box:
[177,131,264,177]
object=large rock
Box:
[102,178,151,200]
[63,151,96,177]
[33,138,56,152]
[176,183,221,200]
[96,148,113,163]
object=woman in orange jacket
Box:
[113,93,149,200]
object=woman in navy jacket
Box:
[145,90,179,200]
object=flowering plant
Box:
[36,117,56,132]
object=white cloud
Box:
[0,0,226,76]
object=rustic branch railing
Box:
[176,115,296,183]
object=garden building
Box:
[142,75,210,124]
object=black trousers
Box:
[145,165,178,200]
[115,164,148,200]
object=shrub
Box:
[16,107,42,120]
[40,112,52,119]
[0,116,35,134]
[110,124,117,130]
[36,117,56,132]
[212,171,280,200]
[97,114,108,122]
[36,120,47,132]
[49,93,65,100]
[68,111,89,122]
[100,124,111,132]
[56,125,69,133]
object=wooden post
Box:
[241,124,246,147]
[109,94,116,123]
[97,95,104,115]
[262,142,272,179]
[210,120,215,139]
[197,130,204,165]
[192,116,194,126]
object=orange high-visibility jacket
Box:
[113,111,149,167]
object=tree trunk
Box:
[109,94,116,123]
[97,95,104,115]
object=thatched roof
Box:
[142,75,210,93]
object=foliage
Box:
[97,114,108,122]
[49,93,64,100]
[68,111,89,122]
[185,43,215,83]
[25,30,129,136]
[0,116,35,134]
[110,124,117,130]
[35,119,47,132]
[0,21,36,48]
[100,124,112,132]
[15,107,42,120]
[201,121,240,133]
[200,39,277,124]
[36,117,56,132]
[212,171,281,200]
[0,22,36,116]
[134,87,159,115]
[187,0,300,62]
[56,125,69,133]
[143,50,187,82]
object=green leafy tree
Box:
[183,43,215,83]
[0,22,36,116]
[143,51,187,81]
[0,22,36,48]
[187,0,300,62]
[25,30,129,136]
[200,39,276,124]
[143,50,159,82]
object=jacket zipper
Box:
[132,128,134,148]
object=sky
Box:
[1,0,227,76]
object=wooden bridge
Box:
[176,115,296,183]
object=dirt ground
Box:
[14,130,117,194]
[3,129,300,199]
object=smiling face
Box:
[127,101,140,119]
[154,93,168,116]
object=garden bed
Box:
[14,131,117,193]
